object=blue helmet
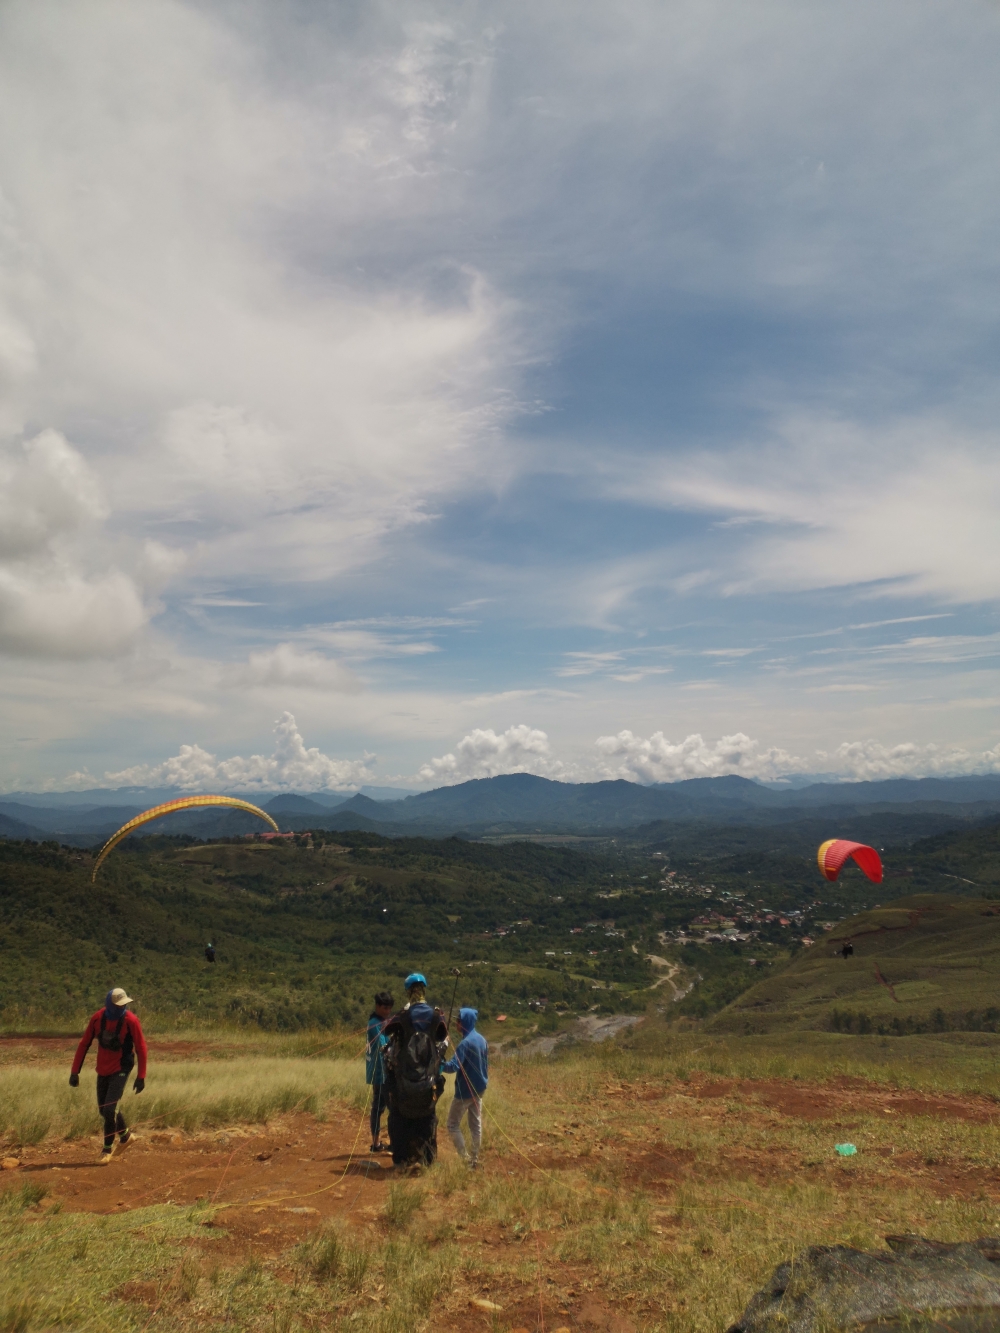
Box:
[404,972,427,990]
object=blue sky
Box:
[1,0,999,790]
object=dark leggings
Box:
[370,1083,388,1144]
[387,1109,438,1167]
[96,1072,129,1148]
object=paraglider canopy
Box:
[92,795,279,880]
[817,839,883,884]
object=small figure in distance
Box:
[442,1007,488,1170]
[841,941,854,959]
[383,973,448,1170]
[366,989,394,1154]
[205,943,216,964]
[69,987,147,1163]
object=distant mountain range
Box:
[2,771,999,845]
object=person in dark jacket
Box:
[366,990,393,1153]
[382,973,448,1168]
[442,1007,488,1168]
[70,987,147,1162]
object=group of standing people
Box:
[67,971,488,1172]
[366,972,489,1170]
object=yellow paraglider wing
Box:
[92,795,280,880]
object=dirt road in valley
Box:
[646,953,694,1001]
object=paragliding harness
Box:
[98,1013,126,1052]
[386,1009,445,1120]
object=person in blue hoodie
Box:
[366,990,393,1153]
[442,1007,488,1169]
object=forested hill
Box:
[0,832,665,1032]
[3,816,997,1036]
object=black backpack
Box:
[98,1014,125,1051]
[388,1009,444,1119]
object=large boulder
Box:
[727,1235,1000,1332]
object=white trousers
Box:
[447,1095,482,1162]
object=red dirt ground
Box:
[0,1036,219,1062]
[686,1073,1000,1123]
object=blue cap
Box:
[404,972,427,989]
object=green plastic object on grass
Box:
[835,1143,857,1156]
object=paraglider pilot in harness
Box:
[69,987,147,1162]
[382,973,448,1168]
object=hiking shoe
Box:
[119,1130,137,1148]
[369,1142,389,1154]
[98,1145,115,1165]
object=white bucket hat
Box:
[110,987,133,1007]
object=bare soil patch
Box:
[688,1074,1000,1123]
[9,1109,396,1257]
[0,1035,221,1062]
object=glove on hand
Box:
[133,1077,145,1094]
[68,1072,79,1088]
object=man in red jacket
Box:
[70,987,148,1162]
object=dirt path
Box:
[6,1108,403,1258]
[501,1013,644,1059]
[646,951,694,1002]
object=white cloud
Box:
[612,417,1000,604]
[418,724,563,784]
[234,644,362,694]
[76,711,374,791]
[594,729,810,783]
[0,0,522,605]
[821,739,1000,781]
[0,566,146,660]
[0,431,149,657]
[557,651,625,678]
[313,629,441,659]
[0,429,104,559]
[594,729,1000,784]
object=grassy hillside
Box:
[710,893,1000,1034]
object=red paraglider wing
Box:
[817,839,883,884]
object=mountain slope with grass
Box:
[709,894,1000,1035]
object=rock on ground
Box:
[727,1234,1000,1332]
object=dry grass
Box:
[2,1025,999,1331]
[0,1056,366,1147]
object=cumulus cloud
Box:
[594,730,1000,784]
[821,739,1000,781]
[594,730,810,784]
[418,724,563,784]
[79,711,374,791]
[0,431,149,657]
